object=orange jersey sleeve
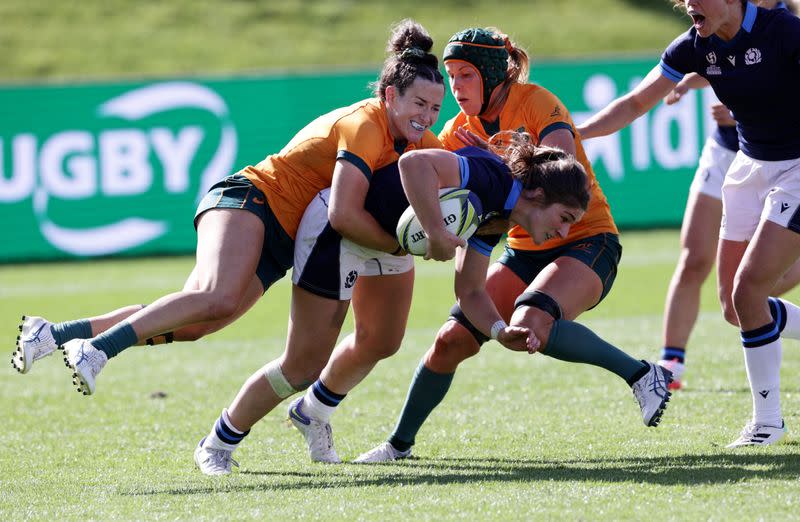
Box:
[242,98,441,239]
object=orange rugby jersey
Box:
[439,83,617,251]
[242,98,441,239]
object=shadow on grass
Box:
[123,449,800,496]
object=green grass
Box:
[2,229,800,520]
[0,0,690,82]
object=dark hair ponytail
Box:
[371,19,444,99]
[496,132,590,211]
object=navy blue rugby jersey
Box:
[713,125,739,152]
[660,3,800,161]
[363,146,521,255]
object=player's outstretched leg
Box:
[631,362,673,427]
[62,340,108,396]
[287,396,341,463]
[12,316,60,374]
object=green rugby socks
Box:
[91,321,139,359]
[389,362,454,452]
[543,319,648,385]
[51,319,93,346]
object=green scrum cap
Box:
[442,28,509,115]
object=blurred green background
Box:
[1,0,688,82]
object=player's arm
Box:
[398,149,465,261]
[539,128,576,156]
[328,160,402,254]
[576,65,677,140]
[664,72,709,105]
[454,247,539,353]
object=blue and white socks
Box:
[301,380,347,423]
[741,320,782,427]
[660,346,685,364]
[769,297,800,340]
[203,409,250,451]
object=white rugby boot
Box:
[657,358,685,390]
[727,421,787,448]
[353,442,412,463]
[632,361,673,427]
[63,339,107,396]
[194,437,239,476]
[12,315,59,374]
[288,397,341,463]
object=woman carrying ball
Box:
[284,135,591,463]
[357,27,673,464]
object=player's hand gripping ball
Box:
[396,188,482,256]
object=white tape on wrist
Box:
[490,320,507,340]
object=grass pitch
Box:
[2,229,800,521]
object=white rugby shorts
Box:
[292,189,414,300]
[690,137,737,200]
[720,152,800,241]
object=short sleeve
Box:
[660,30,697,82]
[468,234,501,256]
[334,116,385,180]
[521,88,575,143]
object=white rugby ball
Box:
[396,188,483,256]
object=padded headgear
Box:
[442,28,509,115]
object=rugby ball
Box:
[396,188,482,256]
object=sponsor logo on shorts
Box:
[344,270,358,289]
[780,202,791,213]
[252,196,265,205]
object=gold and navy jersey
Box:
[439,83,617,252]
[241,98,442,239]
[661,3,800,161]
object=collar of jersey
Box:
[709,2,757,48]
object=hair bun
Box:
[400,47,426,60]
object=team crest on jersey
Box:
[745,48,762,65]
[706,51,717,64]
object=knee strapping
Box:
[448,303,489,345]
[262,360,304,399]
[514,291,562,320]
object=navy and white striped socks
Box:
[741,320,782,427]
[203,409,250,451]
[769,297,800,340]
[660,346,685,364]
[301,380,347,423]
